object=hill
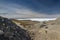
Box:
[0,16,31,40]
[12,18,60,40]
[12,19,40,29]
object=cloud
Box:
[0,1,60,18]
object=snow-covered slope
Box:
[17,18,57,21]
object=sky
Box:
[0,0,60,18]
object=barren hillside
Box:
[12,18,60,40]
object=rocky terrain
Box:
[0,16,31,40]
[0,16,60,40]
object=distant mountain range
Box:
[17,18,57,21]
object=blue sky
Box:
[0,0,60,18]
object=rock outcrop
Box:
[0,16,31,40]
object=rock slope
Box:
[0,16,31,40]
